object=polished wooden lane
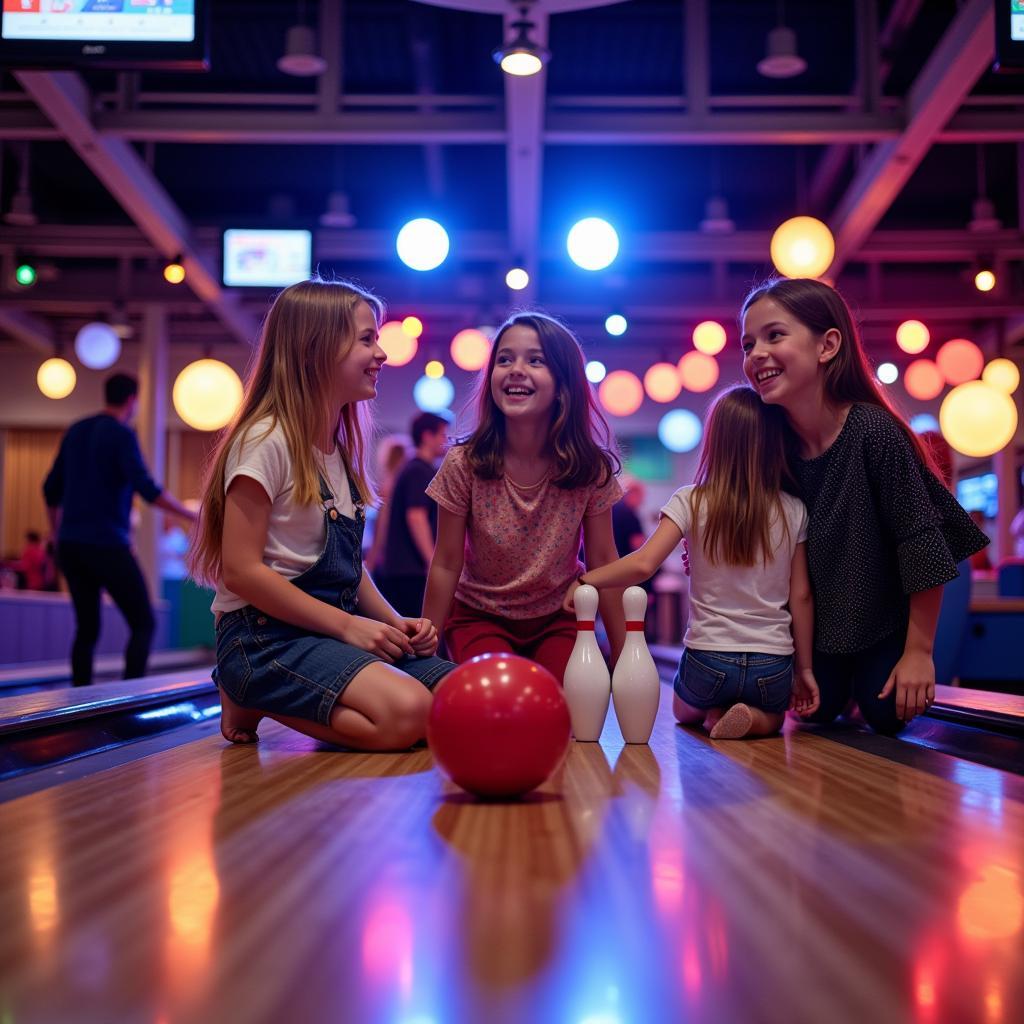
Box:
[1,699,1021,1024]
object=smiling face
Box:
[489,324,557,421]
[740,296,840,409]
[333,300,385,406]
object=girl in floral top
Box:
[423,312,626,681]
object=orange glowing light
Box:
[957,866,1023,941]
[163,260,186,285]
[935,338,984,386]
[692,320,727,355]
[678,351,720,393]
[904,359,944,401]
[450,328,491,371]
[378,321,417,367]
[599,370,644,417]
[896,319,930,354]
[644,362,682,403]
[401,316,424,338]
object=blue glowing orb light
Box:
[396,218,450,271]
[74,321,121,370]
[567,218,619,271]
[910,413,940,434]
[658,409,702,453]
[605,314,627,337]
[414,374,455,413]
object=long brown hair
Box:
[692,385,794,567]
[189,277,383,586]
[463,312,620,488]
[741,277,937,472]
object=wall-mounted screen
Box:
[956,472,998,519]
[995,0,1024,71]
[223,229,313,289]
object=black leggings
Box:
[57,541,156,687]
[805,630,906,736]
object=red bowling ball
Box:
[427,653,571,799]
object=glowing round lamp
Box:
[505,268,529,291]
[401,316,423,339]
[940,381,1018,458]
[598,370,643,417]
[567,218,619,271]
[692,320,727,356]
[585,360,607,384]
[658,410,703,453]
[904,359,944,401]
[769,216,835,279]
[37,357,77,400]
[396,218,449,272]
[678,351,719,393]
[15,263,37,287]
[172,359,243,431]
[413,374,454,413]
[982,358,1020,395]
[378,321,417,367]
[74,321,121,370]
[896,319,930,354]
[936,338,984,386]
[450,328,490,371]
[974,269,996,293]
[644,362,682,403]
[877,362,899,385]
[605,314,627,337]
[910,414,939,434]
[163,259,186,285]
[425,360,445,379]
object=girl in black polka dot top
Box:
[739,278,988,734]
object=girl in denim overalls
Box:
[190,278,455,749]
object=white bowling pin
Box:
[563,584,611,742]
[612,586,660,744]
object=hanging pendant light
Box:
[757,2,806,79]
[493,2,549,77]
[277,1,327,79]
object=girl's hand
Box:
[878,650,935,721]
[790,668,820,716]
[401,617,438,657]
[339,615,414,663]
[563,579,582,613]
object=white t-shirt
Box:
[660,484,808,654]
[211,419,356,614]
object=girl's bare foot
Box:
[702,707,724,733]
[710,703,754,740]
[219,687,263,744]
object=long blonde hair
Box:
[189,277,383,585]
[691,385,794,567]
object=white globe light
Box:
[173,359,244,431]
[658,409,703,453]
[37,357,77,400]
[505,267,529,290]
[74,321,121,370]
[910,414,939,434]
[605,314,627,337]
[413,374,455,413]
[396,218,450,272]
[877,362,899,385]
[567,218,619,271]
[585,360,607,384]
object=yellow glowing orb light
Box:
[982,358,1020,395]
[450,329,491,372]
[599,370,644,417]
[940,380,1018,458]
[769,216,835,279]
[692,320,727,356]
[904,359,945,401]
[936,338,984,386]
[896,319,930,355]
[401,316,423,338]
[377,321,417,367]
[425,360,445,379]
[37,357,77,399]
[643,362,682,403]
[678,351,720,393]
[163,258,186,285]
[172,359,244,432]
[974,269,996,293]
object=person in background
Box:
[16,530,55,591]
[364,436,408,572]
[43,372,197,686]
[612,477,646,558]
[378,412,449,617]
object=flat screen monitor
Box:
[995,0,1024,71]
[223,229,313,289]
[0,1,208,71]
[956,472,998,519]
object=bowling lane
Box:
[1,700,1022,1023]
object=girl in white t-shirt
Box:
[564,385,820,740]
[189,278,454,749]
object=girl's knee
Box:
[382,683,432,747]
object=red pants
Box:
[444,598,577,683]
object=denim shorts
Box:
[673,648,793,714]
[214,607,455,726]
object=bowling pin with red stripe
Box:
[612,586,660,743]
[564,584,611,741]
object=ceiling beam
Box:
[829,0,994,276]
[0,308,54,354]
[13,70,259,345]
